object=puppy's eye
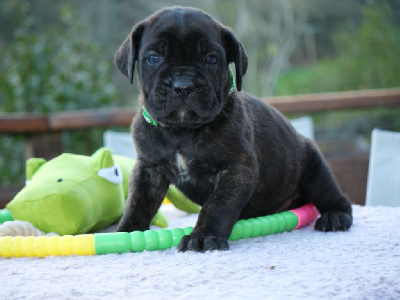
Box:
[206,54,218,65]
[147,54,161,65]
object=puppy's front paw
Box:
[178,235,229,252]
[315,210,352,232]
[115,221,148,233]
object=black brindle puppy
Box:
[115,7,352,252]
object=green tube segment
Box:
[2,204,315,256]
[0,209,13,223]
[94,226,194,255]
[229,211,298,241]
[93,211,299,255]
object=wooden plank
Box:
[0,89,393,208]
[25,133,63,160]
[0,114,48,133]
[265,88,400,114]
[326,154,369,205]
[48,108,136,130]
[1,88,399,133]
[0,155,370,208]
[0,185,23,209]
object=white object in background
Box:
[366,129,400,207]
[0,221,58,237]
[103,130,137,159]
[290,116,315,141]
[103,117,314,159]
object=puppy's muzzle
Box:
[173,79,195,101]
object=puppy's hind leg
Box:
[300,142,353,232]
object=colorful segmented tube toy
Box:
[0,203,318,258]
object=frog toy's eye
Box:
[97,164,123,184]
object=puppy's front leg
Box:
[116,161,169,232]
[179,164,257,252]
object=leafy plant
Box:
[0,4,118,112]
[276,3,400,95]
[335,3,400,91]
[275,4,400,148]
[0,3,119,185]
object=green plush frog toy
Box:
[0,148,199,236]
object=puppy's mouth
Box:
[157,107,216,128]
[147,92,223,128]
[145,70,223,128]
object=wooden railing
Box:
[1,88,400,208]
[2,88,400,134]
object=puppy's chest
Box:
[171,152,222,186]
[174,153,192,183]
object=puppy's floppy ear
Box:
[221,27,248,91]
[114,23,145,84]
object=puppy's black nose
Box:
[173,81,194,100]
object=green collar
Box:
[142,66,235,126]
[142,106,158,126]
[228,65,236,95]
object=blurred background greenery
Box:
[1,0,400,185]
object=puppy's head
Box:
[115,7,248,128]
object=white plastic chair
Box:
[104,116,314,159]
[103,130,137,159]
[290,116,315,141]
[366,129,400,207]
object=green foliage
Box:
[0,3,119,185]
[335,4,400,91]
[311,107,400,143]
[275,59,341,95]
[0,135,25,184]
[276,3,400,95]
[276,4,400,147]
[0,4,118,112]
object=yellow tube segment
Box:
[0,234,95,258]
[21,236,36,257]
[11,237,25,257]
[59,235,74,256]
[73,234,95,256]
[0,237,12,257]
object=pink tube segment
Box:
[290,203,319,229]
